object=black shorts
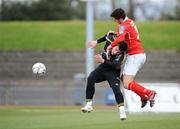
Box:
[88,64,120,87]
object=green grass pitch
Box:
[0,106,180,129]
[0,21,180,50]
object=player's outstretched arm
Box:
[87,34,107,48]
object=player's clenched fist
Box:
[87,40,97,48]
[95,54,104,63]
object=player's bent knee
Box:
[122,75,135,89]
[123,81,129,89]
[87,73,96,83]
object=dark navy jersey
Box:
[101,50,125,70]
[96,34,126,70]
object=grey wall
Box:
[0,50,179,82]
[0,50,179,105]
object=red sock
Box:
[128,81,151,100]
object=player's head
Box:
[111,41,128,55]
[110,8,126,23]
[118,41,128,52]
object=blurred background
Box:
[1,0,180,21]
[0,0,180,112]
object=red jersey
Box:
[111,17,144,55]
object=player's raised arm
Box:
[87,34,107,48]
[107,25,128,58]
[111,33,126,47]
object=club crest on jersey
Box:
[119,26,125,34]
[120,26,126,31]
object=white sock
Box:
[119,106,125,112]
[86,101,92,106]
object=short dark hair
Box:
[118,41,128,52]
[110,8,126,20]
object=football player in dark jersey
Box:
[81,33,127,120]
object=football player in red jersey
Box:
[106,8,156,108]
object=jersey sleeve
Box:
[111,25,128,47]
[97,34,107,44]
